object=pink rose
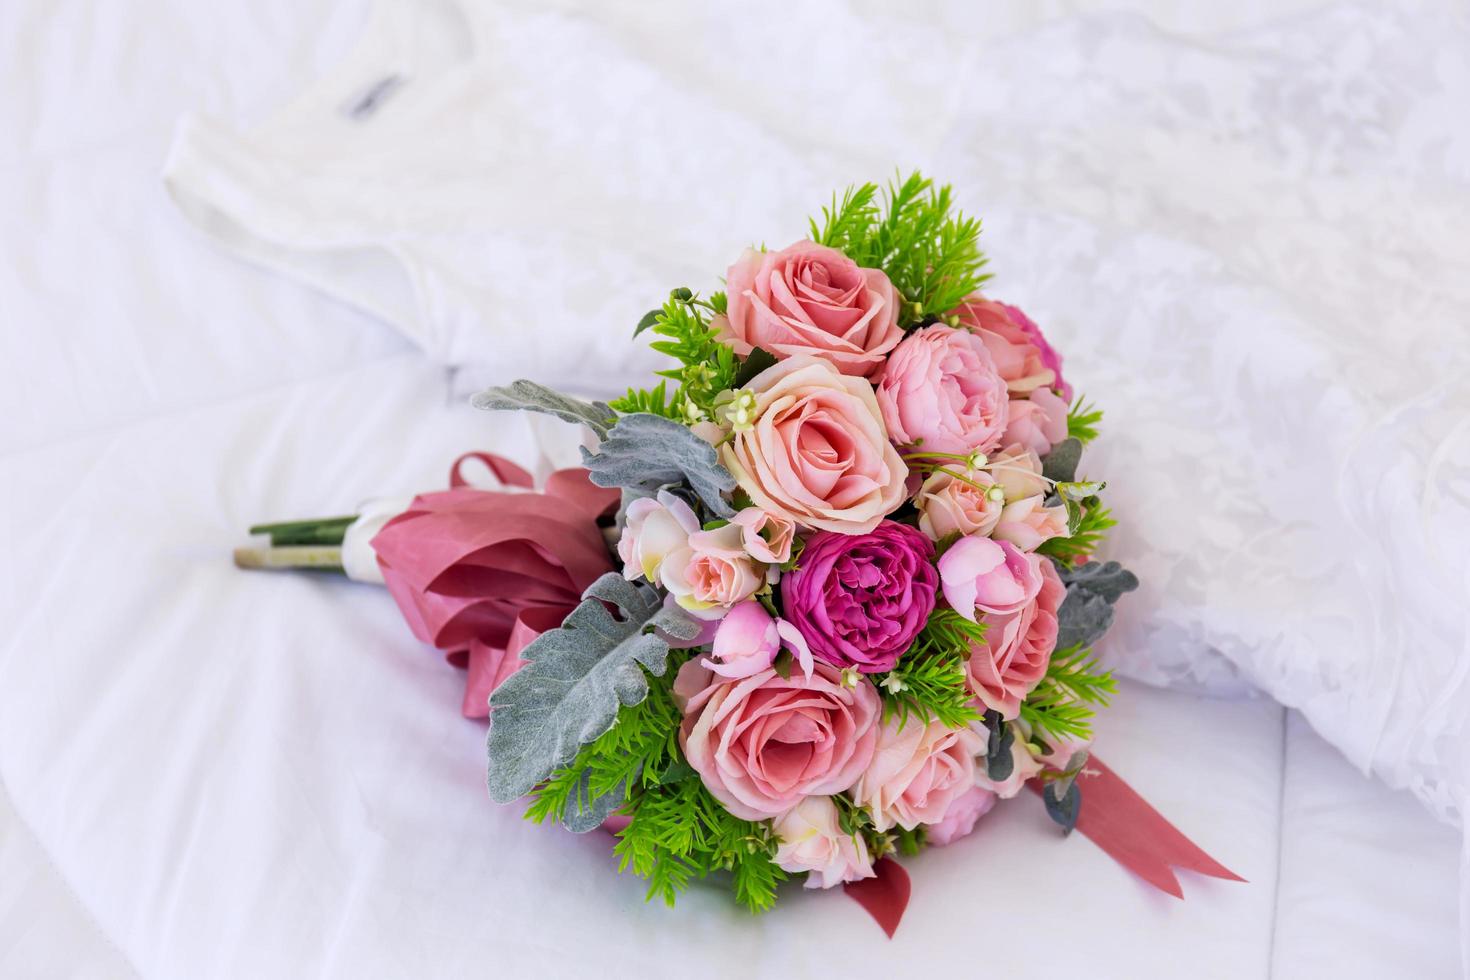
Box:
[938,536,1044,620]
[1001,387,1069,458]
[676,658,881,821]
[772,796,876,889]
[975,724,1043,798]
[702,600,813,679]
[729,507,795,565]
[986,444,1048,501]
[968,557,1064,718]
[660,523,763,619]
[926,786,998,846]
[720,356,908,534]
[991,495,1069,552]
[952,296,1067,397]
[720,241,902,378]
[618,490,699,583]
[851,718,985,831]
[915,469,1004,541]
[876,324,1009,455]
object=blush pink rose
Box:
[772,796,876,889]
[968,557,1065,718]
[720,241,902,378]
[991,495,1070,552]
[926,785,998,846]
[720,356,908,534]
[915,469,1004,541]
[676,659,881,821]
[952,296,1068,397]
[729,507,795,565]
[875,324,1009,455]
[851,718,985,831]
[660,523,763,619]
[618,490,699,583]
[987,444,1048,501]
[1001,387,1069,458]
[938,536,1045,620]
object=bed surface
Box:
[2,0,1464,976]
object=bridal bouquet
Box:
[241,174,1235,932]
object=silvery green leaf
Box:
[485,574,702,816]
[1041,437,1082,484]
[1043,780,1082,834]
[471,380,615,440]
[560,772,630,833]
[1055,589,1116,651]
[986,722,1016,781]
[1048,749,1090,799]
[580,413,737,518]
[1057,560,1140,604]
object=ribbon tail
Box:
[1052,754,1245,897]
[843,857,911,938]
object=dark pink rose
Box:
[781,521,939,674]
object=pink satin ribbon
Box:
[1030,755,1246,899]
[371,453,619,718]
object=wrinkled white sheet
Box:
[2,0,1466,976]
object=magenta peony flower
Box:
[781,521,939,673]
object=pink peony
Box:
[780,522,938,674]
[991,495,1070,552]
[720,241,902,378]
[875,324,1010,455]
[618,490,699,583]
[851,718,986,831]
[729,507,795,565]
[720,356,908,534]
[772,796,876,889]
[938,536,1045,620]
[660,523,763,619]
[702,600,813,680]
[951,295,1069,398]
[968,557,1065,718]
[926,786,998,846]
[1001,387,1069,458]
[676,659,881,821]
[915,469,1004,541]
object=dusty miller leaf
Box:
[1054,560,1140,649]
[485,574,702,805]
[1058,560,1139,604]
[580,413,737,518]
[561,772,629,833]
[1043,780,1082,834]
[1042,437,1083,484]
[471,380,615,440]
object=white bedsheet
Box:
[2,0,1465,976]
